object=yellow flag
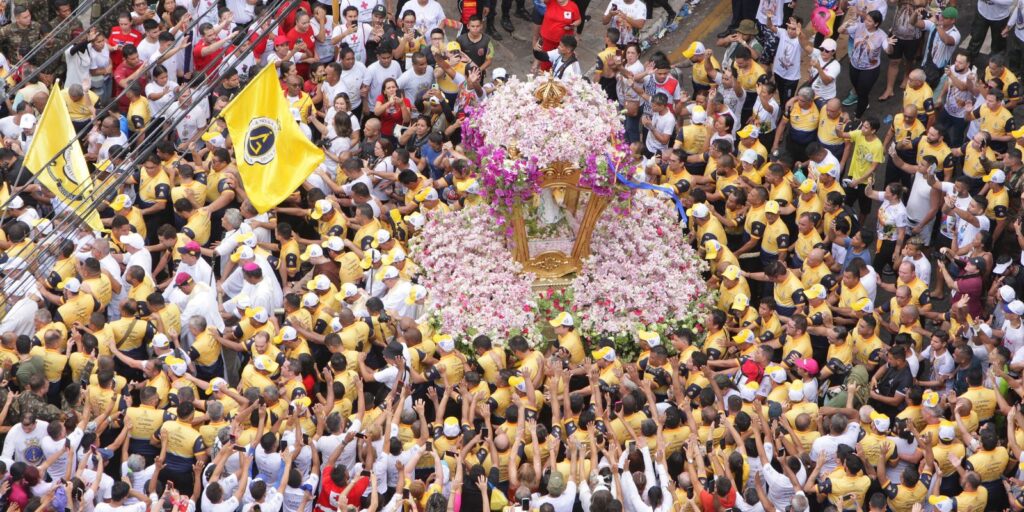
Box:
[221,65,324,213]
[24,85,102,231]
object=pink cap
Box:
[793,357,819,376]
[174,273,192,286]
[242,262,260,272]
[177,241,202,255]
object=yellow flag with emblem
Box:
[220,64,324,213]
[23,85,102,231]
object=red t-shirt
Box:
[540,0,580,44]
[375,95,411,136]
[287,27,317,78]
[108,27,142,69]
[317,467,369,512]
[277,1,312,35]
[113,61,146,112]
[698,486,737,512]
[193,39,234,77]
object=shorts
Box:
[890,37,921,60]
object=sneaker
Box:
[691,0,700,6]
[841,91,858,106]
[501,16,514,32]
[665,21,679,32]
[656,26,668,38]
[640,39,652,52]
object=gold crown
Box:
[534,75,567,108]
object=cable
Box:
[0,0,305,313]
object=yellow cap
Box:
[1012,127,1024,138]
[681,41,705,59]
[732,329,754,344]
[798,179,817,194]
[310,199,332,220]
[508,375,526,392]
[737,124,757,139]
[549,311,574,327]
[446,41,461,52]
[110,194,131,211]
[764,200,780,214]
[852,296,873,313]
[592,346,615,361]
[722,265,740,281]
[704,239,720,259]
[730,293,749,311]
[805,284,826,300]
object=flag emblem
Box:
[244,117,279,165]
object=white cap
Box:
[492,67,508,81]
[787,382,805,402]
[19,114,36,130]
[341,282,359,299]
[301,292,319,308]
[8,195,24,209]
[381,265,400,279]
[309,274,331,291]
[437,335,455,352]
[1007,300,1024,316]
[819,38,837,52]
[120,233,145,250]
[690,105,707,124]
[279,326,297,342]
[59,277,81,293]
[151,333,170,348]
[689,203,710,219]
[740,149,759,164]
[322,236,345,252]
[375,229,391,245]
[1000,285,1016,303]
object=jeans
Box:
[647,0,676,20]
[937,109,967,148]
[91,77,112,107]
[845,183,871,218]
[849,66,880,118]
[967,13,1008,61]
[728,0,757,29]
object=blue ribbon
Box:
[615,172,689,228]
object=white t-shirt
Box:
[772,28,802,81]
[340,61,368,110]
[847,23,889,70]
[94,502,147,512]
[604,0,647,44]
[903,254,932,286]
[404,0,446,34]
[645,110,675,154]
[397,67,435,104]
[339,0,380,23]
[955,213,991,248]
[145,81,178,115]
[874,193,910,241]
[809,49,841,100]
[282,474,319,512]
[136,38,160,64]
[531,482,578,512]
[332,23,371,64]
[363,61,402,110]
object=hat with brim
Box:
[737,19,758,35]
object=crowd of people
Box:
[0,0,1023,511]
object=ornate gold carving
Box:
[540,162,581,188]
[534,75,568,108]
[522,252,578,278]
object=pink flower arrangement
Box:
[571,196,714,342]
[463,76,637,224]
[409,205,540,346]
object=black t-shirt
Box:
[456,33,491,68]
[875,363,912,415]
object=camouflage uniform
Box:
[44,15,85,78]
[0,21,45,62]
[12,0,52,25]
[92,0,121,35]
[13,391,63,423]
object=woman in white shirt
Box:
[870,181,910,273]
[310,5,335,63]
[145,65,178,116]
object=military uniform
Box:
[0,21,44,59]
[92,0,120,34]
[46,16,85,78]
[13,391,63,423]
[13,0,52,24]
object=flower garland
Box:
[463,75,634,223]
[569,196,713,360]
[408,205,540,348]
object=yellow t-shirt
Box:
[848,130,884,180]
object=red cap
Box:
[740,359,762,383]
[174,273,192,286]
[274,35,290,46]
[793,358,819,376]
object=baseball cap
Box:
[793,357,819,376]
[58,277,81,293]
[690,105,707,124]
[273,35,289,46]
[549,311,573,327]
[592,346,615,362]
[704,239,721,260]
[446,41,461,52]
[381,265,400,279]
[1000,285,1017,302]
[151,333,170,348]
[687,203,710,219]
[737,125,759,139]
[941,6,957,19]
[372,4,387,16]
[764,200,780,214]
[492,67,508,82]
[969,256,987,273]
[177,241,202,256]
[819,38,837,52]
[730,293,749,311]
[984,169,1006,184]
[740,149,759,164]
[722,265,740,281]
[1007,300,1024,316]
[310,200,333,220]
[110,194,133,210]
[637,330,661,347]
[120,233,145,250]
[19,114,36,130]
[869,411,891,432]
[174,273,193,286]
[301,292,319,308]
[681,41,705,59]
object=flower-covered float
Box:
[409,75,712,356]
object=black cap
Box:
[372,4,387,16]
[969,257,987,274]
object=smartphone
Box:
[627,440,636,451]
[480,427,489,437]
[355,432,367,439]
[611,4,618,9]
[425,441,433,451]
[403,489,410,499]
[233,445,248,452]
[360,470,371,477]
[520,498,530,510]
[445,450,457,457]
